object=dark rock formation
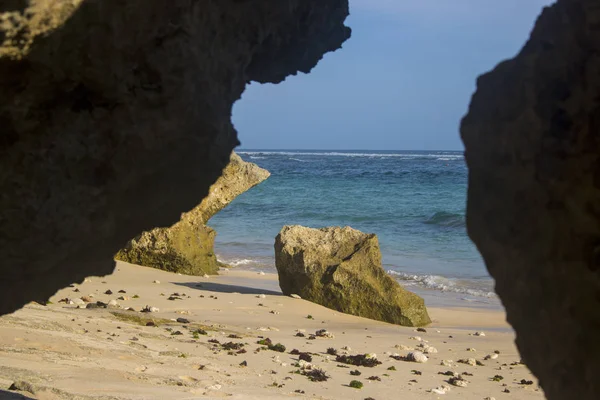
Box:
[115,153,270,275]
[275,225,431,327]
[0,0,350,315]
[461,1,600,398]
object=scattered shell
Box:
[257,294,266,299]
[407,351,428,363]
[290,294,302,299]
[153,280,160,284]
[474,331,486,337]
[449,376,468,387]
[206,384,222,391]
[203,274,210,279]
[258,271,266,276]
[409,336,423,342]
[440,360,454,367]
[429,384,451,395]
[458,358,477,366]
[467,348,476,352]
[484,354,499,360]
[72,298,85,306]
[141,305,159,313]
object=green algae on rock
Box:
[275,225,431,327]
[116,153,270,275]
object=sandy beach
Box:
[0,262,544,400]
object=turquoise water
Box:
[210,150,498,305]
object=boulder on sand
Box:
[275,225,431,327]
[116,153,270,275]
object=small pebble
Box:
[290,294,302,299]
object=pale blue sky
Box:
[233,0,554,151]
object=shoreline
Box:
[0,262,541,400]
[217,255,502,311]
[215,250,498,305]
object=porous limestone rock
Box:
[0,0,350,315]
[274,226,431,327]
[115,153,270,275]
[461,1,600,398]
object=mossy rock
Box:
[275,225,431,327]
[116,152,270,275]
[115,223,218,275]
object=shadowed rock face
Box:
[115,153,270,275]
[0,0,350,316]
[461,1,600,398]
[275,225,431,327]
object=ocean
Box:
[210,150,499,308]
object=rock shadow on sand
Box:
[0,390,36,400]
[173,281,282,296]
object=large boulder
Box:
[461,1,600,398]
[0,0,350,315]
[116,153,270,275]
[275,225,431,327]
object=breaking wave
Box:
[388,271,496,298]
[423,211,465,229]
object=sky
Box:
[233,0,555,151]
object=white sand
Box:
[0,262,545,400]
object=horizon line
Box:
[235,148,464,152]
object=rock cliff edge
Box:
[0,0,350,315]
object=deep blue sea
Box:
[210,150,498,306]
